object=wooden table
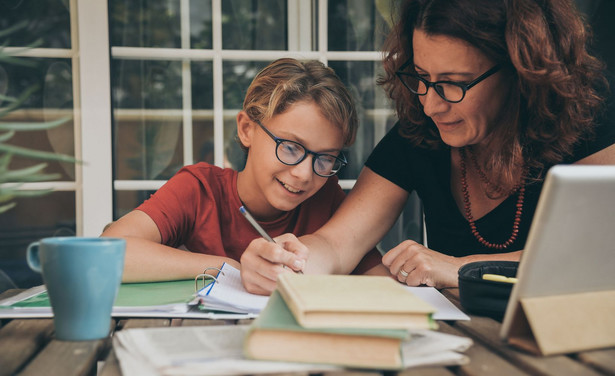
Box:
[1,288,614,376]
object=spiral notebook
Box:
[195,262,269,314]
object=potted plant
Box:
[0,22,77,291]
[0,22,76,214]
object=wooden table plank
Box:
[321,371,382,376]
[397,366,457,376]
[438,322,529,376]
[98,349,122,376]
[118,318,170,329]
[178,318,230,326]
[455,315,606,376]
[19,338,108,376]
[576,349,615,375]
[0,319,54,376]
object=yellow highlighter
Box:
[482,274,518,284]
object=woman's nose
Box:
[420,88,450,118]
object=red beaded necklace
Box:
[459,147,526,250]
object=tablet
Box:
[500,165,615,343]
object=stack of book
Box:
[243,274,438,370]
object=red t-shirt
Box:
[137,163,380,274]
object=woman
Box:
[240,0,615,294]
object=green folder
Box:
[6,279,199,309]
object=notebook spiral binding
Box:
[194,267,225,293]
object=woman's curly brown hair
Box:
[379,0,607,187]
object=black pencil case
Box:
[458,261,519,321]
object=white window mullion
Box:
[288,0,313,52]
[76,0,113,236]
[181,0,193,166]
[212,0,224,168]
[69,0,83,236]
[318,0,328,65]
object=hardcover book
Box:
[276,273,436,329]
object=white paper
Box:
[405,286,470,321]
[197,263,269,314]
[113,325,472,375]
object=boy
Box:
[102,58,383,285]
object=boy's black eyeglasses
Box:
[255,119,347,177]
[395,59,501,103]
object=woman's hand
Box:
[240,233,308,295]
[382,240,463,289]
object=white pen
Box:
[239,205,303,274]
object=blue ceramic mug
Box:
[27,237,126,341]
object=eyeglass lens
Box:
[400,76,465,102]
[275,141,342,177]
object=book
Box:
[276,273,436,329]
[243,290,410,369]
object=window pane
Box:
[112,60,183,109]
[191,61,214,110]
[0,0,71,48]
[328,0,392,52]
[114,118,183,180]
[191,61,214,165]
[190,0,213,49]
[111,59,184,180]
[222,0,287,50]
[329,60,395,179]
[114,190,157,219]
[222,60,268,171]
[192,117,214,165]
[0,57,75,180]
[110,0,181,48]
[0,192,76,288]
[224,117,247,171]
[223,60,268,109]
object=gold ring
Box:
[399,269,409,278]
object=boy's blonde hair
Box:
[243,58,358,147]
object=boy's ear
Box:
[236,111,255,148]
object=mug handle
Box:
[26,242,42,273]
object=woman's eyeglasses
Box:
[255,120,347,177]
[395,59,500,103]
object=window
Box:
[108,0,399,216]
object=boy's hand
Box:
[240,233,308,295]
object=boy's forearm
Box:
[105,236,239,282]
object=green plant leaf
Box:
[0,117,72,131]
[0,94,19,103]
[0,187,55,199]
[0,85,40,118]
[0,130,15,142]
[0,202,16,214]
[0,163,61,183]
[0,143,77,163]
[0,20,29,39]
[0,22,74,214]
